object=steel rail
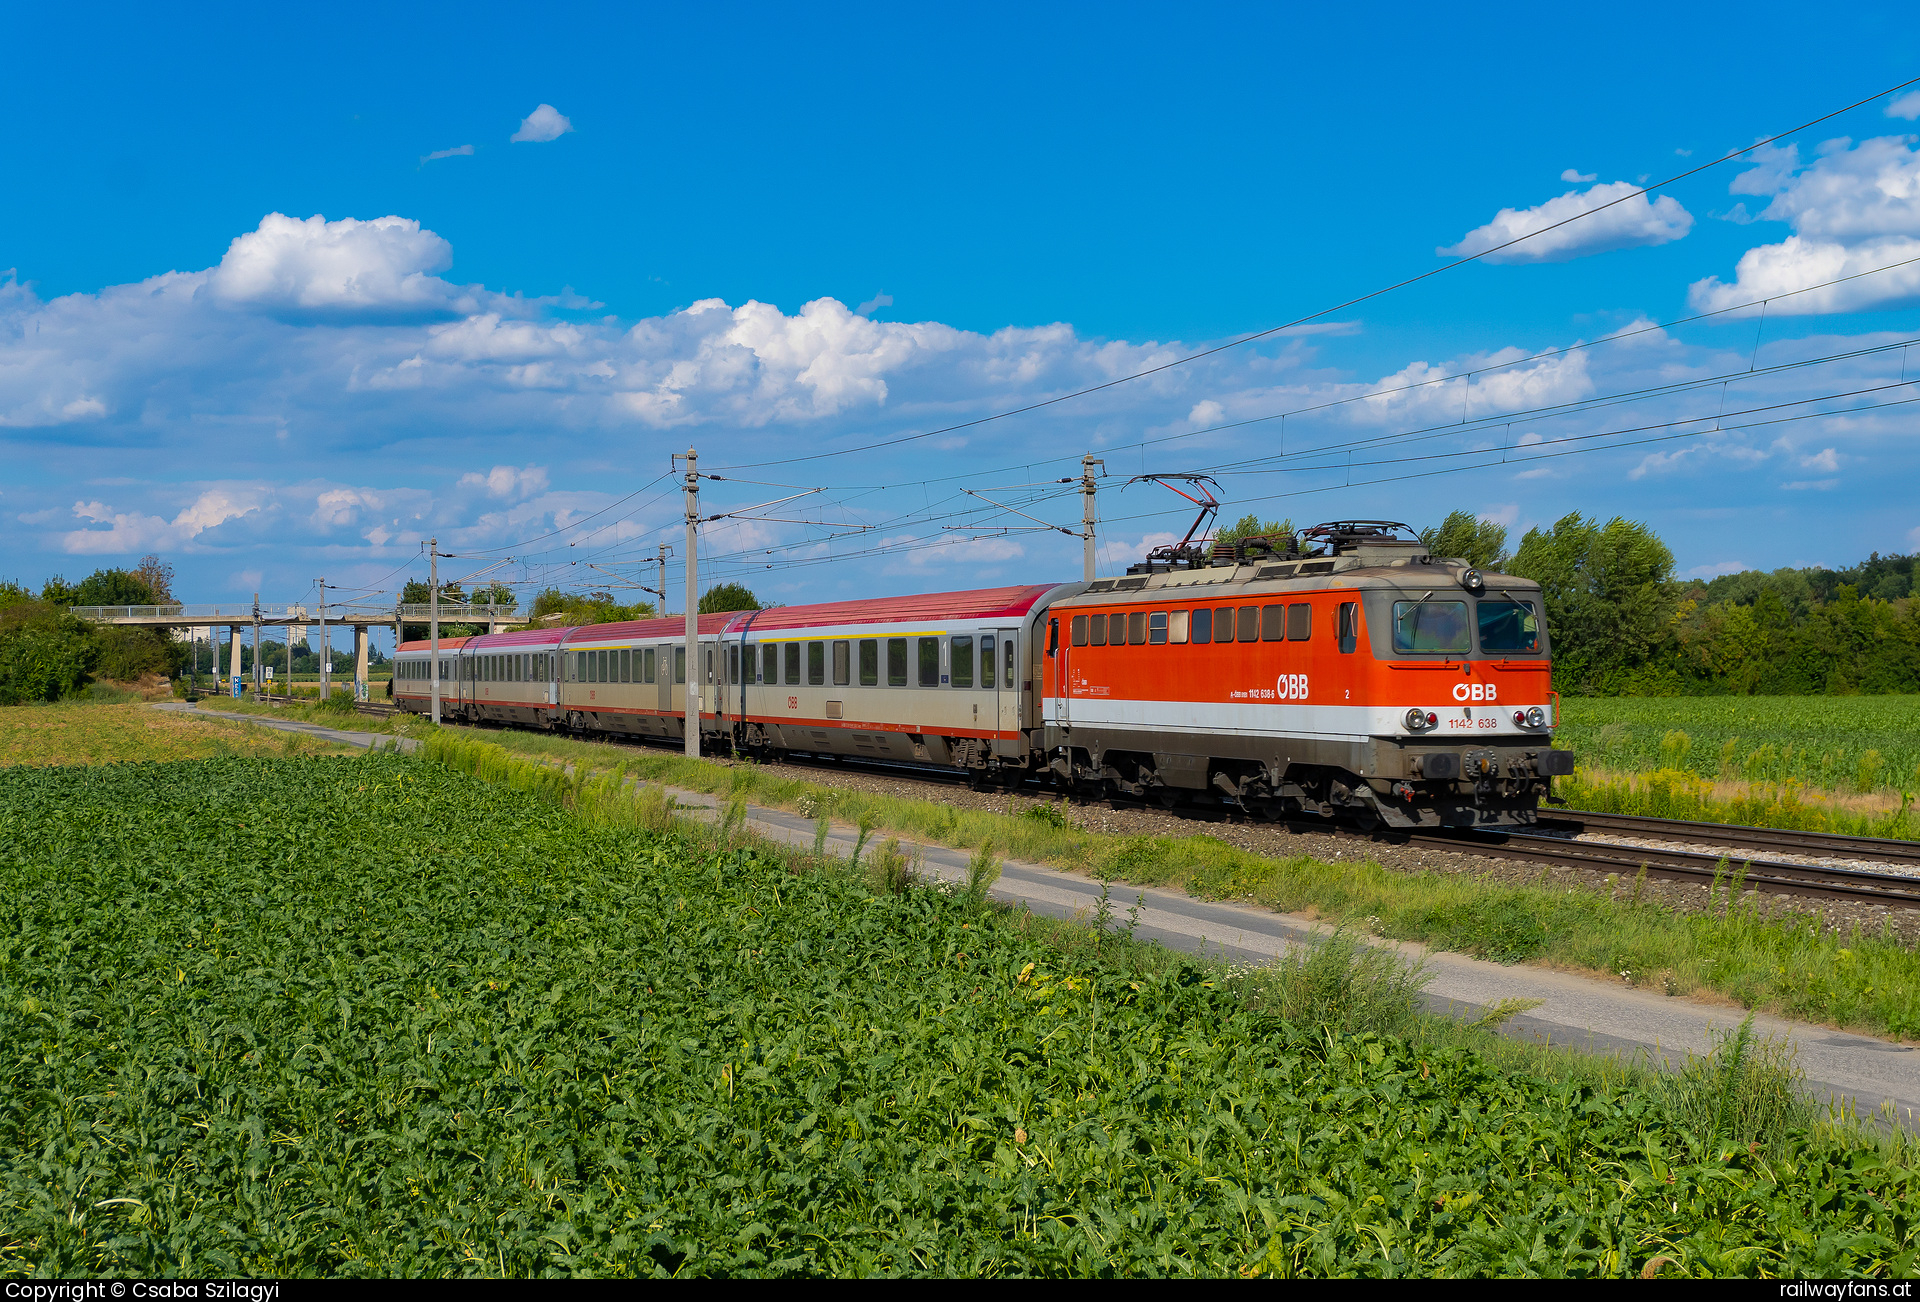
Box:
[1545,809,1920,868]
[1408,827,1920,910]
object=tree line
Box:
[0,558,190,704]
[1418,510,1919,696]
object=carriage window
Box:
[645,647,657,682]
[1109,613,1126,645]
[832,640,850,686]
[1477,600,1540,654]
[919,637,940,687]
[1089,614,1107,646]
[1071,616,1087,646]
[1148,612,1168,645]
[981,636,996,688]
[1237,607,1259,643]
[1261,605,1284,641]
[622,648,634,682]
[706,647,715,684]
[1287,603,1312,642]
[603,649,614,681]
[728,645,739,684]
[1005,638,1016,686]
[1192,608,1212,644]
[951,635,974,687]
[860,639,879,686]
[575,652,585,681]
[887,638,908,686]
[784,643,801,686]
[1392,600,1470,653]
[739,645,753,684]
[1169,610,1189,644]
[808,641,825,686]
[675,646,686,683]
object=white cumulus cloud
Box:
[1439,181,1693,264]
[1888,91,1920,121]
[458,465,550,500]
[1689,136,1920,314]
[208,213,472,320]
[511,104,573,143]
[61,488,263,554]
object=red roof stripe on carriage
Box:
[396,635,478,652]
[741,585,1057,631]
[560,612,745,643]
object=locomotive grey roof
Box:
[1057,540,1541,606]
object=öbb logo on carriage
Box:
[392,522,1574,828]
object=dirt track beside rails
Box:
[740,755,1920,947]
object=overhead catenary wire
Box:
[701,74,1920,475]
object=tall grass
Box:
[1557,695,1920,797]
[1561,765,1919,841]
[424,724,1920,1041]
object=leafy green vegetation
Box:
[0,560,190,702]
[0,702,348,767]
[1556,695,1920,799]
[440,724,1920,1039]
[4,747,1914,1277]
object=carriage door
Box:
[996,628,1021,742]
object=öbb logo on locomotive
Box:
[391,521,1575,829]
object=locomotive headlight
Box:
[1525,705,1548,728]
[1460,569,1484,592]
[1404,708,1437,731]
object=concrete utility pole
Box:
[681,449,699,758]
[228,624,243,690]
[429,539,441,727]
[1081,454,1106,582]
[315,578,327,701]
[654,544,673,617]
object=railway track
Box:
[1541,808,1920,869]
[1415,825,1920,911]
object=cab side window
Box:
[1287,603,1312,641]
[1070,616,1087,646]
[1192,608,1213,644]
[1089,614,1107,646]
[1237,607,1259,643]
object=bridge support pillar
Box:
[353,626,369,701]
[228,626,243,686]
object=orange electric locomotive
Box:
[393,521,1572,828]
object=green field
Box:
[1557,695,1920,796]
[3,750,1917,1277]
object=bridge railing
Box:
[68,604,521,624]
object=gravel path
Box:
[740,756,1920,947]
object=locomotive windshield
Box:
[1392,600,1469,652]
[1477,600,1541,653]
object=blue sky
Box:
[4,2,1919,646]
